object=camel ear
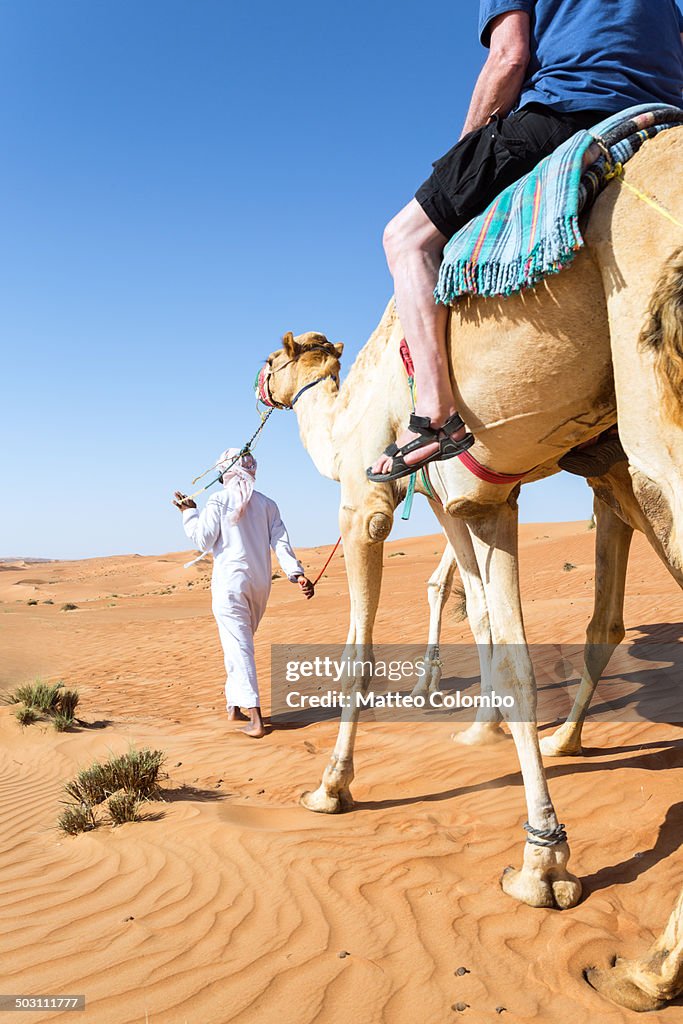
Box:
[282,331,300,358]
[333,342,344,359]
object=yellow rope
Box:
[607,161,683,230]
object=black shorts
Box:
[415,103,611,239]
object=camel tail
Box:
[640,247,683,427]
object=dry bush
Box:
[14,706,39,726]
[57,689,79,720]
[52,713,74,732]
[6,681,80,729]
[9,681,63,713]
[108,749,166,798]
[449,582,468,624]
[64,763,112,805]
[57,804,97,836]
[60,748,166,834]
[108,792,140,825]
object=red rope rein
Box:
[312,535,342,587]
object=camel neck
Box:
[292,376,340,481]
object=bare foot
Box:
[227,706,249,722]
[241,707,266,738]
[241,722,266,738]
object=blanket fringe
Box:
[435,214,583,304]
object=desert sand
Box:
[1,521,682,1023]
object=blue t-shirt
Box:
[479,0,683,112]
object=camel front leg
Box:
[586,885,683,1011]
[540,492,633,757]
[465,499,581,908]
[411,540,457,699]
[301,502,388,814]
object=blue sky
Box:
[1,0,595,560]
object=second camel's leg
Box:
[540,493,633,757]
[586,885,683,1011]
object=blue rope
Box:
[401,376,418,521]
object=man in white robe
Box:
[174,448,314,738]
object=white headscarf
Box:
[215,448,257,524]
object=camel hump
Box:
[639,246,683,427]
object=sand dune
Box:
[1,522,682,1023]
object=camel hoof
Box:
[300,785,354,814]
[412,664,442,700]
[584,962,668,1012]
[501,864,582,909]
[452,722,507,746]
[500,841,581,909]
[540,725,583,758]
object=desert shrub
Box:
[64,762,112,806]
[63,748,165,806]
[57,689,79,719]
[107,749,165,798]
[43,599,54,605]
[449,582,468,624]
[27,599,38,606]
[57,804,97,835]
[52,713,74,732]
[61,603,78,611]
[108,791,140,825]
[60,748,166,834]
[9,681,63,713]
[14,706,39,726]
[6,681,80,730]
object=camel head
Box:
[256,331,344,410]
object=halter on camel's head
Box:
[255,331,344,410]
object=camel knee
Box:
[366,511,393,542]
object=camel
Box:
[259,128,683,1009]
[413,459,683,759]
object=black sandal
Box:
[366,412,474,483]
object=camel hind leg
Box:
[431,507,508,746]
[586,885,683,1011]
[458,497,581,908]
[540,492,633,757]
[411,539,458,699]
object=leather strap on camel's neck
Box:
[291,374,338,406]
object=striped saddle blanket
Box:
[435,103,683,306]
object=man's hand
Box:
[173,491,197,512]
[293,575,315,599]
